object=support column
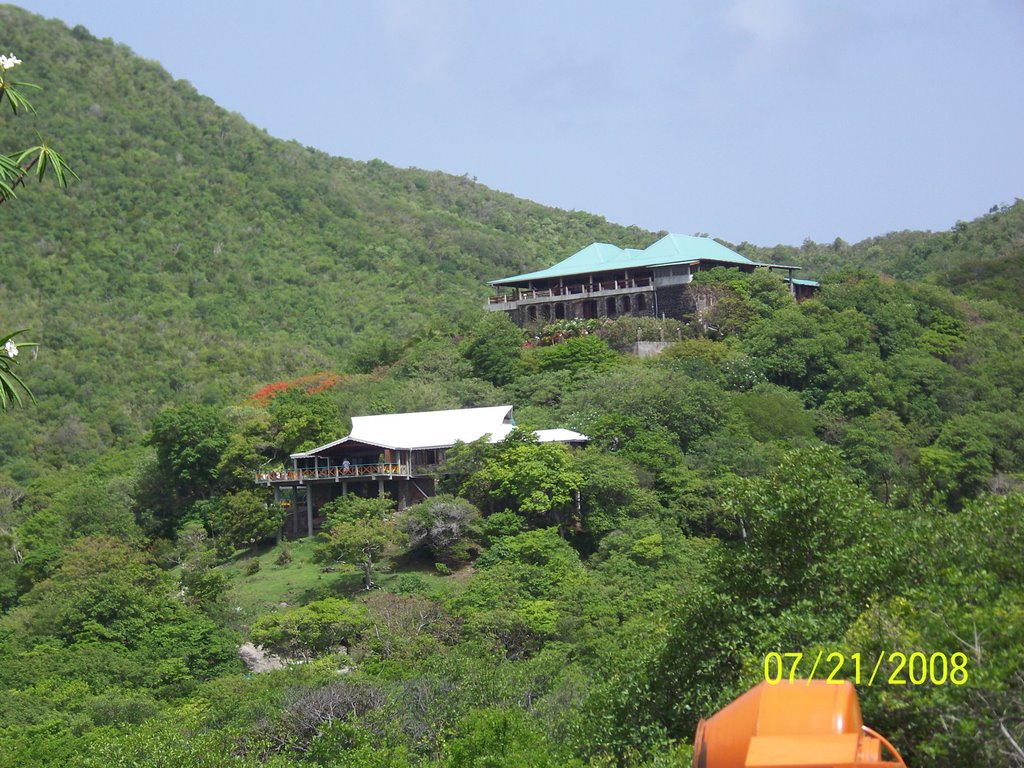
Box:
[378,478,385,497]
[273,486,282,544]
[291,487,299,536]
[306,487,314,538]
[342,480,348,495]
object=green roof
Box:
[641,233,757,267]
[489,234,761,285]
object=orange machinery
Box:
[694,680,907,768]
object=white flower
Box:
[4,340,17,358]
[0,53,21,70]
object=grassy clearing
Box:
[219,537,469,632]
[220,538,341,622]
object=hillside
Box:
[739,199,1024,305]
[1,8,1024,767]
[0,5,654,477]
[4,6,1023,483]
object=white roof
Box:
[534,428,589,443]
[292,405,587,457]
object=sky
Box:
[12,0,1024,246]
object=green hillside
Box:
[0,4,652,477]
[738,199,1024,306]
[3,2,1022,480]
[2,7,1024,768]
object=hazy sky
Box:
[13,0,1024,246]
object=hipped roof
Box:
[489,233,798,286]
[291,406,587,458]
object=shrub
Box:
[402,495,480,563]
[249,597,369,659]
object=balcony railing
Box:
[255,463,409,484]
[488,277,653,305]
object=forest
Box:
[2,6,1024,767]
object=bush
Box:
[402,494,480,563]
[249,597,370,659]
[479,510,527,545]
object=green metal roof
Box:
[489,234,761,286]
[641,233,757,267]
[788,278,820,287]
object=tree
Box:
[1,536,239,697]
[401,494,480,563]
[144,405,232,534]
[462,312,524,386]
[616,448,900,749]
[839,409,911,503]
[462,434,583,534]
[315,495,398,589]
[437,436,500,495]
[208,489,283,554]
[529,334,618,377]
[457,528,589,658]
[444,707,580,768]
[718,446,895,618]
[318,493,395,524]
[214,406,276,494]
[268,391,344,455]
[1,54,76,411]
[345,331,404,373]
[249,597,369,659]
[572,448,656,542]
[564,366,726,453]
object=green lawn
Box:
[219,537,469,632]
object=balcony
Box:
[487,277,654,309]
[255,463,410,485]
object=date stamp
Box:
[763,651,969,686]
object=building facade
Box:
[255,405,587,537]
[486,234,818,326]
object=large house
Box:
[486,233,818,326]
[255,405,587,537]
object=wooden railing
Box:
[488,277,653,305]
[255,463,408,483]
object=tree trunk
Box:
[361,541,375,590]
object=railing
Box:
[488,277,653,305]
[255,463,408,483]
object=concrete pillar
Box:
[378,478,385,497]
[306,487,314,538]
